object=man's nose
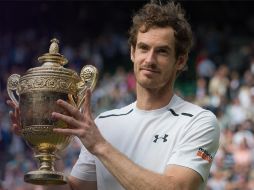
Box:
[145,50,156,64]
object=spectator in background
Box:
[0,110,12,180]
[208,64,229,109]
[196,49,216,84]
[195,77,210,107]
[229,70,240,100]
[207,168,227,190]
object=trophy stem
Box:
[36,153,57,171]
[24,153,67,185]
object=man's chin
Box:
[137,80,157,89]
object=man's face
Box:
[131,27,185,90]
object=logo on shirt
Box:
[153,134,168,143]
[196,147,213,163]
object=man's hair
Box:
[128,0,193,58]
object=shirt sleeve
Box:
[167,110,220,182]
[70,145,97,181]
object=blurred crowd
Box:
[1,2,254,190]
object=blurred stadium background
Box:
[1,1,254,189]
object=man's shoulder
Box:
[173,95,212,117]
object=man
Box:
[8,1,220,189]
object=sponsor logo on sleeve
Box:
[196,147,213,163]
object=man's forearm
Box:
[42,177,72,190]
[94,142,177,190]
[43,184,72,190]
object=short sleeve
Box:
[167,111,220,182]
[70,145,97,181]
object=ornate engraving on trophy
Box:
[19,77,76,94]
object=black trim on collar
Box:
[181,113,193,117]
[168,109,179,116]
[168,109,194,117]
[98,109,133,119]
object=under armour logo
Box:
[153,134,168,143]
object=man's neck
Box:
[136,86,174,110]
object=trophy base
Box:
[24,170,67,185]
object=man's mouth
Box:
[140,68,160,73]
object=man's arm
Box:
[93,141,202,190]
[68,176,97,190]
[43,176,97,190]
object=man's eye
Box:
[158,49,168,54]
[139,46,148,52]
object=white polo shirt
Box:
[71,94,220,190]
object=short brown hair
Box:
[128,1,193,58]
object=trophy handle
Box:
[75,65,98,109]
[7,74,21,106]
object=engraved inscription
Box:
[19,76,76,94]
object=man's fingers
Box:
[53,128,80,137]
[7,100,20,118]
[9,108,19,118]
[9,111,22,135]
[6,100,18,110]
[7,100,22,136]
[83,89,92,117]
[52,112,81,128]
[9,111,16,122]
[9,111,20,127]
[12,124,22,136]
[56,99,83,120]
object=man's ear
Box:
[130,46,135,62]
[176,54,188,71]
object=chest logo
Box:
[153,134,168,143]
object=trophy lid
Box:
[38,38,68,66]
[25,38,78,77]
[18,38,80,95]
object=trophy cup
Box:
[7,39,98,185]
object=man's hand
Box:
[52,90,106,154]
[6,100,22,135]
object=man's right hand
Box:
[6,100,22,136]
